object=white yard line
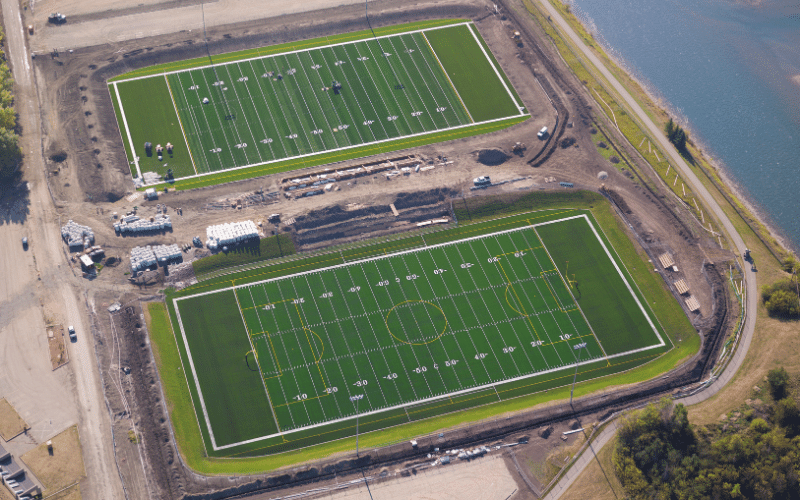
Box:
[219,64,265,164]
[402,33,461,128]
[172,72,214,173]
[384,35,439,131]
[113,82,142,179]
[246,59,288,159]
[176,215,664,451]
[164,75,199,175]
[421,32,474,124]
[292,53,342,149]
[466,23,525,115]
[352,41,409,137]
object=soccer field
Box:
[110,21,527,184]
[173,214,665,453]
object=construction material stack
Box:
[114,214,172,234]
[153,244,182,264]
[205,220,259,250]
[61,220,94,250]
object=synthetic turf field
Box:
[173,214,665,452]
[110,21,526,183]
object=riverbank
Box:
[541,0,797,261]
[528,0,796,265]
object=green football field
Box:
[173,214,665,453]
[109,21,526,184]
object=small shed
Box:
[674,279,690,295]
[79,254,94,269]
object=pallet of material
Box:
[658,253,676,269]
[685,295,701,312]
[674,279,690,295]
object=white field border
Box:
[112,82,142,179]
[109,21,527,183]
[173,214,665,451]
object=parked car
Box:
[68,325,77,342]
[22,237,28,249]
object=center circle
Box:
[385,300,448,346]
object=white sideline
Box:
[113,82,142,179]
[175,214,666,451]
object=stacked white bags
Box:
[205,220,258,250]
[61,220,94,249]
[114,214,172,234]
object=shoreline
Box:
[555,0,797,261]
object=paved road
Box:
[0,0,124,498]
[534,0,758,497]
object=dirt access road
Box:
[0,0,124,499]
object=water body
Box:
[569,0,800,253]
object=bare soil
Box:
[0,398,28,440]
[47,324,69,370]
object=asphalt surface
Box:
[535,0,757,497]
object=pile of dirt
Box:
[477,148,510,166]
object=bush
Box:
[767,367,791,400]
[761,279,800,318]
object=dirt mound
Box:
[477,148,510,166]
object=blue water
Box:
[569,0,800,253]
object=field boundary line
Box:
[113,82,142,179]
[164,75,199,175]
[162,302,210,454]
[110,22,475,84]
[173,296,222,450]
[421,32,474,123]
[466,23,525,115]
[133,114,522,184]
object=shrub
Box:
[767,367,790,400]
[761,279,800,318]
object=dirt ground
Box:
[1,0,742,498]
[20,425,86,493]
[0,399,28,440]
[328,456,519,500]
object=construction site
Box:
[0,0,770,499]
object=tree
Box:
[665,117,688,151]
[774,397,800,437]
[0,106,15,130]
[0,127,21,179]
[767,367,791,400]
